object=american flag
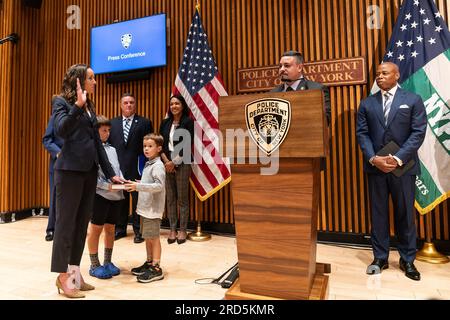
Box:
[173,9,231,201]
[374,0,450,214]
[378,0,450,83]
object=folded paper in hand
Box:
[376,141,415,177]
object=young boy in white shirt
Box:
[125,134,166,283]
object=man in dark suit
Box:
[356,62,427,281]
[272,50,331,173]
[271,50,331,125]
[109,93,153,243]
[42,113,64,241]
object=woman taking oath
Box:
[51,64,122,298]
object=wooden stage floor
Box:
[1,218,449,300]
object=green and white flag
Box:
[372,0,450,214]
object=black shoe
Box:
[114,231,127,241]
[399,258,421,281]
[137,265,164,283]
[177,231,187,244]
[167,230,177,244]
[366,258,389,274]
[45,231,54,241]
[131,261,153,276]
[134,234,144,243]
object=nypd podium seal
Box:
[245,98,291,156]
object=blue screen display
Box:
[90,14,166,74]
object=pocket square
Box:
[399,104,410,109]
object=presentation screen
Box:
[90,14,166,74]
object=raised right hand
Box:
[75,78,87,108]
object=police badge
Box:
[121,33,132,49]
[245,98,291,156]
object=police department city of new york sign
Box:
[245,98,291,156]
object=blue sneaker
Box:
[104,262,120,276]
[89,265,113,279]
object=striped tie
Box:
[123,118,131,143]
[383,92,392,125]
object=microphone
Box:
[0,33,19,45]
[9,33,19,44]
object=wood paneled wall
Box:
[1,0,449,241]
[0,0,12,212]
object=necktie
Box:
[123,118,131,143]
[286,86,294,92]
[383,92,392,125]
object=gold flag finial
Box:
[195,0,200,11]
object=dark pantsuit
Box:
[368,174,417,263]
[166,164,191,231]
[51,167,97,273]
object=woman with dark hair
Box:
[159,94,194,245]
[51,64,122,298]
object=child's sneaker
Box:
[104,262,120,276]
[131,261,152,276]
[137,265,164,283]
[89,265,113,279]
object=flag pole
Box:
[188,196,211,241]
[416,213,449,264]
[186,0,211,242]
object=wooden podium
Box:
[219,90,330,300]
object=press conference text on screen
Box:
[107,51,146,61]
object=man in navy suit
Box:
[356,62,427,281]
[42,113,64,241]
[109,93,153,243]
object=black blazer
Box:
[159,116,194,162]
[109,114,153,180]
[271,78,331,125]
[52,96,114,178]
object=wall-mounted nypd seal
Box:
[245,98,291,156]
